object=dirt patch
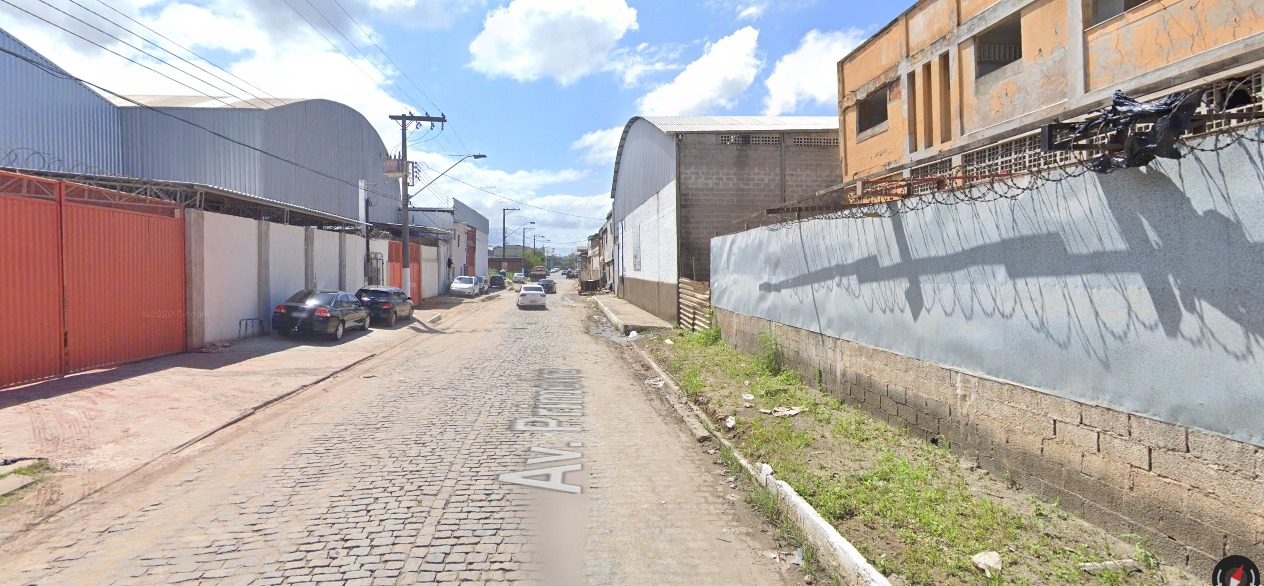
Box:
[639,328,1198,586]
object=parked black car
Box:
[488,274,506,289]
[538,278,556,293]
[355,286,414,327]
[272,289,370,341]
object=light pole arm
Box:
[410,154,482,196]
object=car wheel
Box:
[330,320,345,341]
[361,316,371,331]
[387,311,397,327]
[407,306,414,319]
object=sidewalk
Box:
[0,296,475,542]
[591,293,673,334]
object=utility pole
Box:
[522,226,533,278]
[387,112,446,299]
[502,207,519,274]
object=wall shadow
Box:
[755,138,1264,365]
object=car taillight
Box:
[274,305,286,313]
[519,293,526,297]
[382,302,393,309]
[314,308,330,318]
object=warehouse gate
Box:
[0,171,186,389]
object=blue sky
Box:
[0,0,909,251]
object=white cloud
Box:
[736,2,765,20]
[407,151,603,249]
[570,126,624,166]
[468,0,637,85]
[603,42,682,87]
[637,26,761,116]
[764,28,864,115]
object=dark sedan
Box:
[488,274,506,289]
[538,278,556,293]
[272,289,370,341]
[355,286,414,327]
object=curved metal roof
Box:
[106,95,308,109]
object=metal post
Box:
[360,180,370,286]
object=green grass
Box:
[645,329,1169,586]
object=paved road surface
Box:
[1,285,799,585]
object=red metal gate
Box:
[0,171,186,389]
[388,240,422,301]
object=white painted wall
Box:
[268,223,305,311]
[344,234,366,290]
[312,229,340,290]
[475,229,488,277]
[421,244,439,299]
[203,212,259,343]
[620,179,677,285]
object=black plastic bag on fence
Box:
[1075,89,1201,173]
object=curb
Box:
[632,344,891,586]
[15,309,466,531]
[592,297,628,334]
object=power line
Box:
[87,0,286,108]
[5,0,251,111]
[412,161,605,220]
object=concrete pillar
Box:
[1067,0,1087,97]
[257,220,271,333]
[184,209,206,350]
[304,227,315,289]
[338,232,347,291]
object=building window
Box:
[719,134,782,145]
[975,14,1022,78]
[792,136,840,147]
[632,225,641,271]
[1090,0,1150,26]
[856,86,890,136]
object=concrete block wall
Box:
[716,307,1263,576]
[677,132,839,281]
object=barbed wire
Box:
[759,73,1264,229]
[0,146,126,179]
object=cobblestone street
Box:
[0,287,798,585]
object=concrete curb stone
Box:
[632,344,891,586]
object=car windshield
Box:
[357,290,391,299]
[285,290,316,303]
[455,276,474,284]
[523,285,543,292]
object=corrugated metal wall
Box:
[612,119,676,224]
[0,172,185,389]
[119,99,399,222]
[0,29,122,174]
[0,174,64,388]
[62,197,185,373]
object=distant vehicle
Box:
[451,275,478,297]
[273,289,370,341]
[512,272,526,283]
[355,286,413,327]
[488,274,506,289]
[474,275,488,295]
[529,265,548,281]
[517,284,546,309]
[538,278,556,294]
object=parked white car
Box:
[451,275,478,297]
[517,284,546,309]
